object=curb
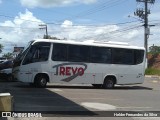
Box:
[145,75,160,80]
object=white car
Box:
[0,68,12,81]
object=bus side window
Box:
[34,46,50,62]
[68,45,90,62]
[135,50,144,64]
[91,47,111,64]
[112,48,134,65]
[52,43,67,61]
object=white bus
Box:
[12,39,145,88]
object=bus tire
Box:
[35,75,48,88]
[7,74,13,82]
[103,77,115,89]
[29,83,35,87]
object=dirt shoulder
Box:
[148,53,160,69]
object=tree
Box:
[149,45,160,54]
[43,35,65,40]
[0,44,3,53]
[2,52,13,59]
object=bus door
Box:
[18,64,33,83]
[20,42,51,83]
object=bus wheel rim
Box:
[107,80,113,88]
[40,78,46,86]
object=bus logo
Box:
[53,63,87,82]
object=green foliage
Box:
[145,68,160,76]
[43,35,60,39]
[2,52,13,59]
[149,45,160,54]
[43,35,66,40]
[0,44,4,53]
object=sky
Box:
[0,0,160,56]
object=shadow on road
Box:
[1,82,97,117]
[45,84,153,90]
[0,81,153,91]
[111,85,153,90]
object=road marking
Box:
[71,98,106,100]
[70,98,122,100]
[152,80,158,83]
[81,102,116,110]
[47,88,63,92]
[133,117,160,120]
[16,105,82,108]
[118,106,152,109]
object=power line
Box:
[47,20,141,28]
[96,26,143,41]
[0,14,44,24]
[95,25,143,40]
[56,0,128,22]
[0,25,39,30]
[0,13,142,29]
[79,23,143,40]
[0,19,141,30]
[0,13,158,27]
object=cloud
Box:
[20,0,97,8]
[61,20,73,28]
[20,0,96,8]
[56,20,143,46]
[0,9,44,55]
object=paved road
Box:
[0,77,160,120]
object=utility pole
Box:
[134,0,155,58]
[39,24,48,39]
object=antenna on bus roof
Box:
[93,41,129,46]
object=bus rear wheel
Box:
[35,75,48,88]
[103,77,115,89]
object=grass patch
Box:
[145,68,160,76]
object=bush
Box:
[145,68,160,76]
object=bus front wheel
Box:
[103,77,115,89]
[35,75,48,88]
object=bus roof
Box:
[32,39,145,50]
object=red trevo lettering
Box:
[78,67,84,76]
[66,67,71,76]
[60,67,65,75]
[59,67,84,76]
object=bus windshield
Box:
[13,41,34,67]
